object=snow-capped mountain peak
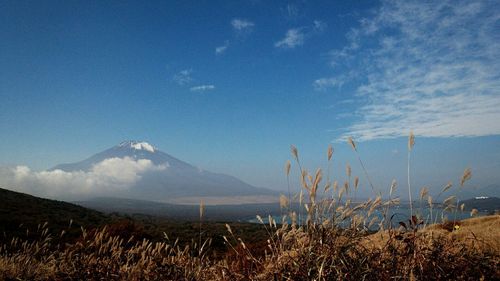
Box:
[130,142,155,153]
[119,141,155,153]
[49,141,276,201]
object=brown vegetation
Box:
[1,136,499,280]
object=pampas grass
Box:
[1,140,498,281]
[460,168,472,187]
[408,131,415,217]
[347,137,376,195]
[284,160,292,213]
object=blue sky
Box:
[1,0,499,198]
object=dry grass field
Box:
[1,136,499,280]
[364,215,500,252]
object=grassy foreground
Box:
[1,138,499,280]
[0,215,498,280]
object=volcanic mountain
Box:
[51,141,276,203]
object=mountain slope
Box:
[52,141,192,171]
[0,187,109,238]
[51,141,276,201]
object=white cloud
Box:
[282,3,300,20]
[275,20,327,49]
[190,85,215,92]
[275,28,305,49]
[329,0,500,141]
[172,70,215,92]
[231,18,254,32]
[215,41,229,55]
[0,157,167,200]
[328,28,359,67]
[313,20,327,32]
[313,77,345,91]
[216,19,254,56]
[172,69,193,85]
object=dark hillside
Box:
[0,187,110,240]
[0,188,268,254]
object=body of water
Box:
[248,204,483,230]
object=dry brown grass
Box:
[1,138,499,280]
[425,215,500,252]
[363,215,500,252]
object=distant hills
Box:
[0,187,269,250]
[51,140,277,202]
[458,184,500,199]
[75,196,282,221]
[2,185,498,242]
[461,197,500,214]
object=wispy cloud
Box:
[275,20,327,49]
[172,69,193,85]
[275,28,305,48]
[190,85,215,92]
[215,41,229,55]
[216,19,255,55]
[231,18,254,32]
[328,0,500,141]
[313,72,352,91]
[0,157,167,200]
[313,20,327,32]
[281,3,301,21]
[328,28,359,68]
[172,69,215,93]
[313,77,345,91]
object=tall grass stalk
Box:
[326,144,334,200]
[199,199,204,254]
[284,160,292,212]
[453,168,472,227]
[348,137,376,196]
[291,145,304,225]
[408,131,415,217]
